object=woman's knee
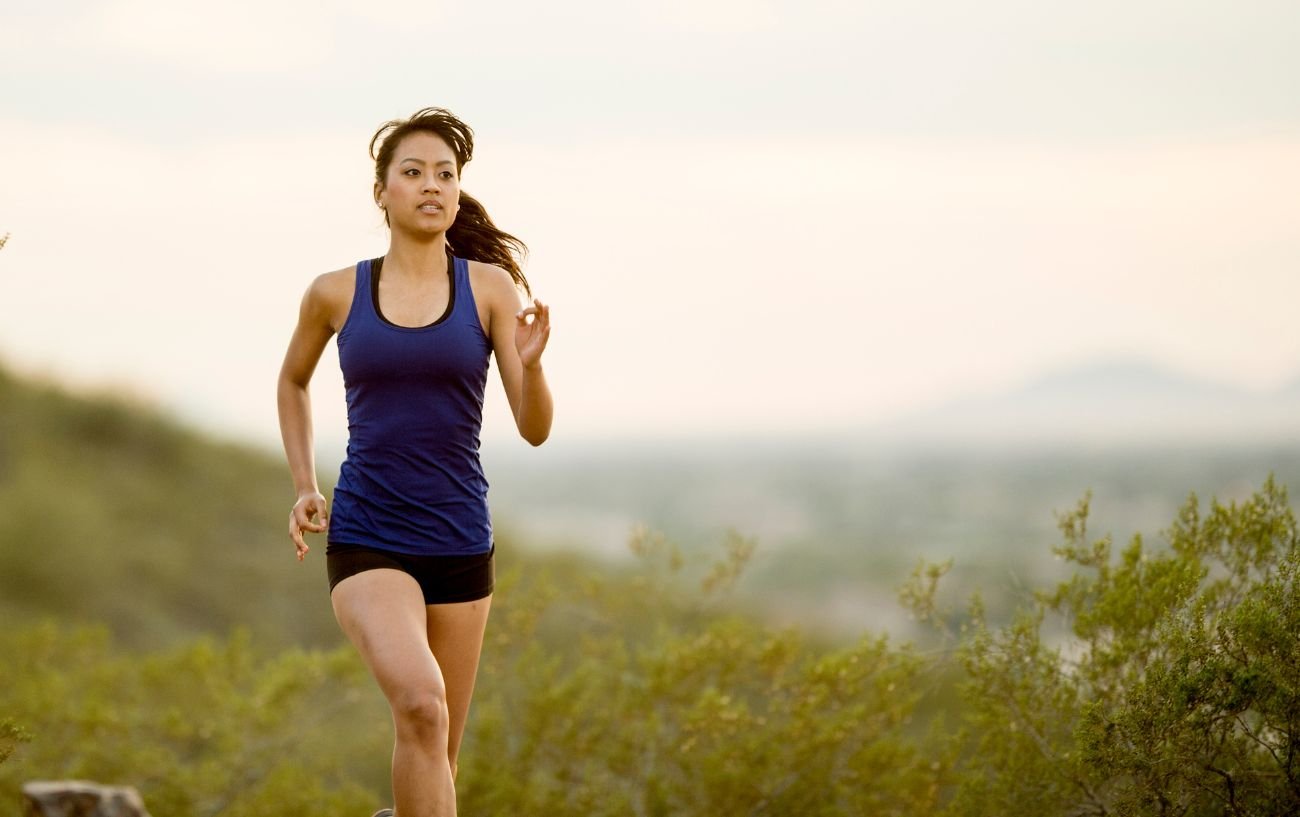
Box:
[389,684,451,741]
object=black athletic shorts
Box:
[325,542,495,604]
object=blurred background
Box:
[2,2,1299,811]
[4,0,1298,638]
[2,0,1300,637]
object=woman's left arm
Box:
[486,266,553,446]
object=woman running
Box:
[277,106,553,817]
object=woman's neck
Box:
[383,232,449,280]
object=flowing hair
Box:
[370,107,531,297]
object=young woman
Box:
[277,107,553,817]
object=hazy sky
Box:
[2,1,1298,453]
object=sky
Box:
[2,0,1298,454]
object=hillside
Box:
[4,361,1300,815]
[7,356,1300,648]
[0,362,750,650]
[0,363,341,647]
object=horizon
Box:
[7,350,1300,457]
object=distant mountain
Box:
[869,358,1300,448]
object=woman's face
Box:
[375,130,461,236]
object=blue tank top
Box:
[327,249,494,556]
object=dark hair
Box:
[370,107,531,297]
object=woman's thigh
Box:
[426,595,493,761]
[331,568,446,705]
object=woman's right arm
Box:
[277,272,342,561]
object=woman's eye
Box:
[440,171,454,180]
[405,168,420,176]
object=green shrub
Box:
[457,525,945,816]
[908,476,1300,816]
[5,476,1297,816]
[0,718,30,766]
[0,624,378,817]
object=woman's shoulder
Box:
[466,259,521,306]
[300,264,358,331]
[308,264,357,300]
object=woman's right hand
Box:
[290,492,329,561]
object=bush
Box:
[457,525,945,815]
[5,479,1297,816]
[0,624,379,817]
[0,718,29,766]
[908,476,1300,816]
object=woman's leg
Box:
[332,569,456,817]
[425,595,493,780]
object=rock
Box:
[21,781,151,817]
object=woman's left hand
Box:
[515,298,551,370]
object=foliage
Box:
[0,535,946,816]
[0,623,379,817]
[459,528,946,816]
[4,480,1298,815]
[905,477,1300,816]
[0,719,30,766]
[3,363,1299,814]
